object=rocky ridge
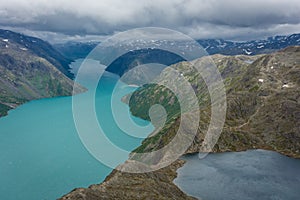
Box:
[60,47,300,200]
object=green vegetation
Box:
[128,47,300,158]
[0,34,85,117]
[0,103,10,117]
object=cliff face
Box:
[61,47,299,200]
[0,32,85,117]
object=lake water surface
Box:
[0,59,153,200]
[174,150,300,200]
[1,59,299,200]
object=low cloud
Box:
[0,0,299,42]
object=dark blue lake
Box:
[174,149,300,200]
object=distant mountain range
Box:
[54,33,300,58]
[197,33,300,55]
[54,33,300,76]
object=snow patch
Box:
[2,39,8,42]
[244,60,253,64]
[282,84,289,88]
[243,49,252,55]
[20,47,28,51]
[218,43,227,48]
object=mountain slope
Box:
[60,160,195,200]
[53,41,99,60]
[105,49,185,77]
[0,29,74,78]
[0,35,85,117]
[128,46,300,158]
[60,47,300,200]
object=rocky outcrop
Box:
[60,160,196,200]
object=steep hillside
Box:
[105,49,185,77]
[60,160,195,200]
[60,47,299,200]
[0,36,85,117]
[0,29,74,78]
[54,41,99,60]
[129,46,300,158]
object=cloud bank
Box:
[0,0,299,42]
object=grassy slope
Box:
[129,46,300,158]
[0,37,85,117]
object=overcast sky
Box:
[0,0,299,43]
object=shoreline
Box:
[185,146,300,159]
[0,84,88,119]
[60,145,300,199]
[174,148,300,200]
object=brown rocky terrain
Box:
[60,46,300,200]
[60,160,196,200]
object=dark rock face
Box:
[105,49,185,77]
[54,41,99,60]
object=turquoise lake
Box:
[0,59,153,200]
[1,59,300,200]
